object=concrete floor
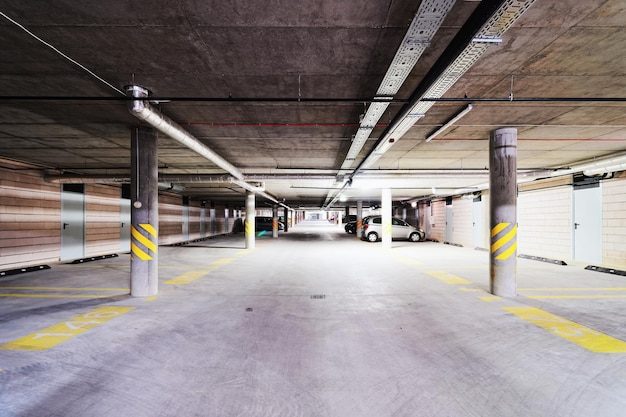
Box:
[1,220,626,417]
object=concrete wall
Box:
[0,162,236,271]
[603,172,626,269]
[420,174,626,268]
[0,163,60,269]
[2,160,626,271]
[85,184,122,257]
[518,177,572,262]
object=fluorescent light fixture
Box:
[472,37,502,44]
[424,104,473,142]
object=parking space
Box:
[1,220,626,416]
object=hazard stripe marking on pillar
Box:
[382,221,392,236]
[245,220,253,236]
[131,224,157,261]
[504,307,626,353]
[0,306,134,351]
[491,223,517,260]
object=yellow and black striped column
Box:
[130,126,159,297]
[489,128,517,296]
[245,191,255,249]
[356,200,363,239]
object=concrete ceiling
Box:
[1,0,625,209]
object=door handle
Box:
[63,223,69,230]
[121,222,125,228]
[574,222,580,229]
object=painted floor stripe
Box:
[0,294,126,299]
[211,258,237,266]
[503,306,626,353]
[164,270,210,285]
[526,295,626,299]
[520,288,626,291]
[426,270,473,285]
[479,296,501,302]
[0,286,129,292]
[0,306,134,351]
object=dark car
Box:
[344,216,371,234]
[255,216,284,231]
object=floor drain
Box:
[310,294,326,299]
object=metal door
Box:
[61,184,85,261]
[120,198,131,252]
[573,183,602,264]
[472,196,484,248]
[445,200,453,242]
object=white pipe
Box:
[126,85,245,180]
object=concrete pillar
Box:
[356,200,363,239]
[130,127,159,297]
[245,192,255,249]
[209,201,216,237]
[489,128,518,297]
[224,205,230,234]
[200,201,206,238]
[272,205,279,238]
[381,188,392,249]
[283,206,289,232]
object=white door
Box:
[61,184,85,261]
[573,184,602,264]
[445,202,453,242]
[472,197,484,248]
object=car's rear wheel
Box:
[366,232,378,242]
[409,232,420,242]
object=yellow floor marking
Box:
[460,287,483,292]
[0,294,126,299]
[235,250,251,256]
[211,257,236,266]
[503,306,626,353]
[520,288,626,291]
[164,270,210,285]
[0,286,129,292]
[426,270,473,285]
[0,306,134,351]
[479,296,501,302]
[143,296,159,302]
[526,295,626,299]
[397,258,423,266]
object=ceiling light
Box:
[425,104,473,142]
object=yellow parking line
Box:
[164,270,210,285]
[0,306,134,351]
[503,306,626,353]
[426,270,473,285]
[526,295,626,299]
[520,287,626,291]
[0,294,125,299]
[479,296,501,302]
[0,286,129,292]
[211,258,236,266]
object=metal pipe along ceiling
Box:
[125,85,286,207]
[126,85,245,181]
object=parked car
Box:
[255,216,284,231]
[361,215,425,242]
[344,216,371,234]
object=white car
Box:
[362,216,425,242]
